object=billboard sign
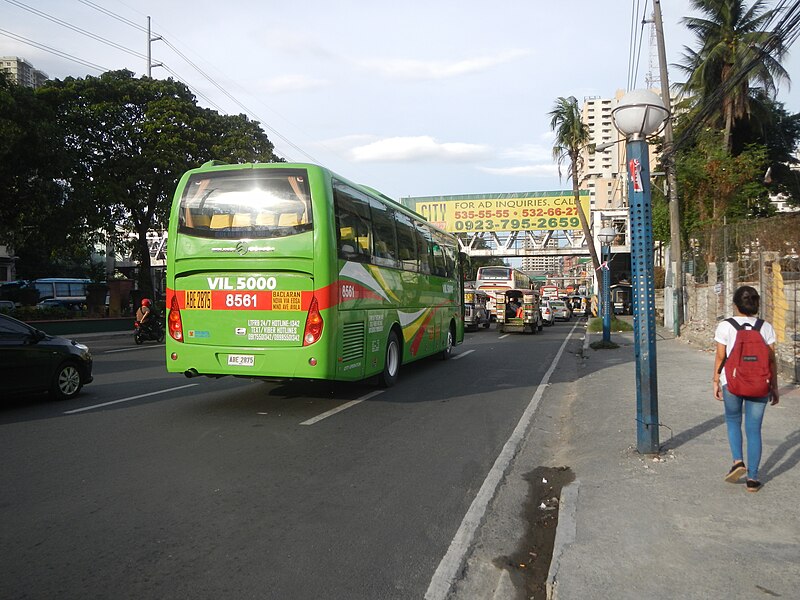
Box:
[403,191,590,233]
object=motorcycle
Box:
[134,315,165,344]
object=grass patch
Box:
[586,316,634,333]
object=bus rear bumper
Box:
[166,342,336,381]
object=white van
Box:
[32,278,91,302]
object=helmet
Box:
[141,298,151,307]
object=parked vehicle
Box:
[31,278,91,303]
[134,314,165,344]
[496,289,543,334]
[0,300,15,311]
[463,289,491,331]
[37,299,87,311]
[0,313,93,400]
[550,300,571,321]
[540,299,555,326]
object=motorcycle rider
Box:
[136,298,157,337]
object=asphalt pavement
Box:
[450,321,800,600]
[54,320,800,599]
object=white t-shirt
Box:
[714,316,776,386]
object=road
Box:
[0,319,584,600]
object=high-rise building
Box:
[579,92,627,210]
[1,56,48,88]
[521,238,560,274]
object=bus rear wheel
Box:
[379,331,401,388]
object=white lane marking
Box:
[300,390,385,425]
[105,345,163,354]
[452,349,475,361]
[425,320,581,600]
[63,384,198,414]
[497,333,510,339]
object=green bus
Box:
[165,161,464,387]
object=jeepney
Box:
[464,288,491,331]
[496,289,543,334]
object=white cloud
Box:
[478,164,559,177]
[349,136,491,163]
[263,75,330,93]
[500,144,554,162]
[359,49,531,80]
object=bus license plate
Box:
[227,354,255,366]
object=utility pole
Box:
[147,16,163,77]
[653,0,683,336]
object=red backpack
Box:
[722,318,771,398]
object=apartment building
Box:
[1,56,48,88]
[521,238,561,274]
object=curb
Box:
[545,324,587,600]
[545,480,580,600]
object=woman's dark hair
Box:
[733,285,760,316]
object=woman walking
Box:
[713,286,780,492]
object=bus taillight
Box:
[169,294,184,342]
[303,295,323,346]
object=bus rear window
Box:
[177,169,312,239]
[478,267,511,280]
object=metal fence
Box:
[681,213,800,383]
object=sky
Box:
[1,0,797,201]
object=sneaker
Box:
[746,480,763,493]
[724,461,747,483]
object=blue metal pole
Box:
[602,245,611,342]
[627,139,660,454]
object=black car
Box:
[0,313,93,400]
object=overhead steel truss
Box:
[458,228,590,257]
[458,211,630,258]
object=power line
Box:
[4,0,146,60]
[672,0,800,153]
[0,27,109,72]
[72,1,325,163]
[77,0,146,32]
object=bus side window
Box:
[414,221,432,275]
[431,232,450,277]
[334,182,372,262]
[395,212,417,272]
[369,197,399,267]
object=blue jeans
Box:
[722,385,769,481]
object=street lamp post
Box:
[598,226,616,343]
[612,90,669,455]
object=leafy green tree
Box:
[677,0,790,152]
[0,75,101,278]
[733,93,800,205]
[38,70,279,296]
[675,129,768,261]
[549,96,602,290]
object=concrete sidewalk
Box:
[548,327,800,599]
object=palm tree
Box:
[549,96,602,293]
[677,0,790,152]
